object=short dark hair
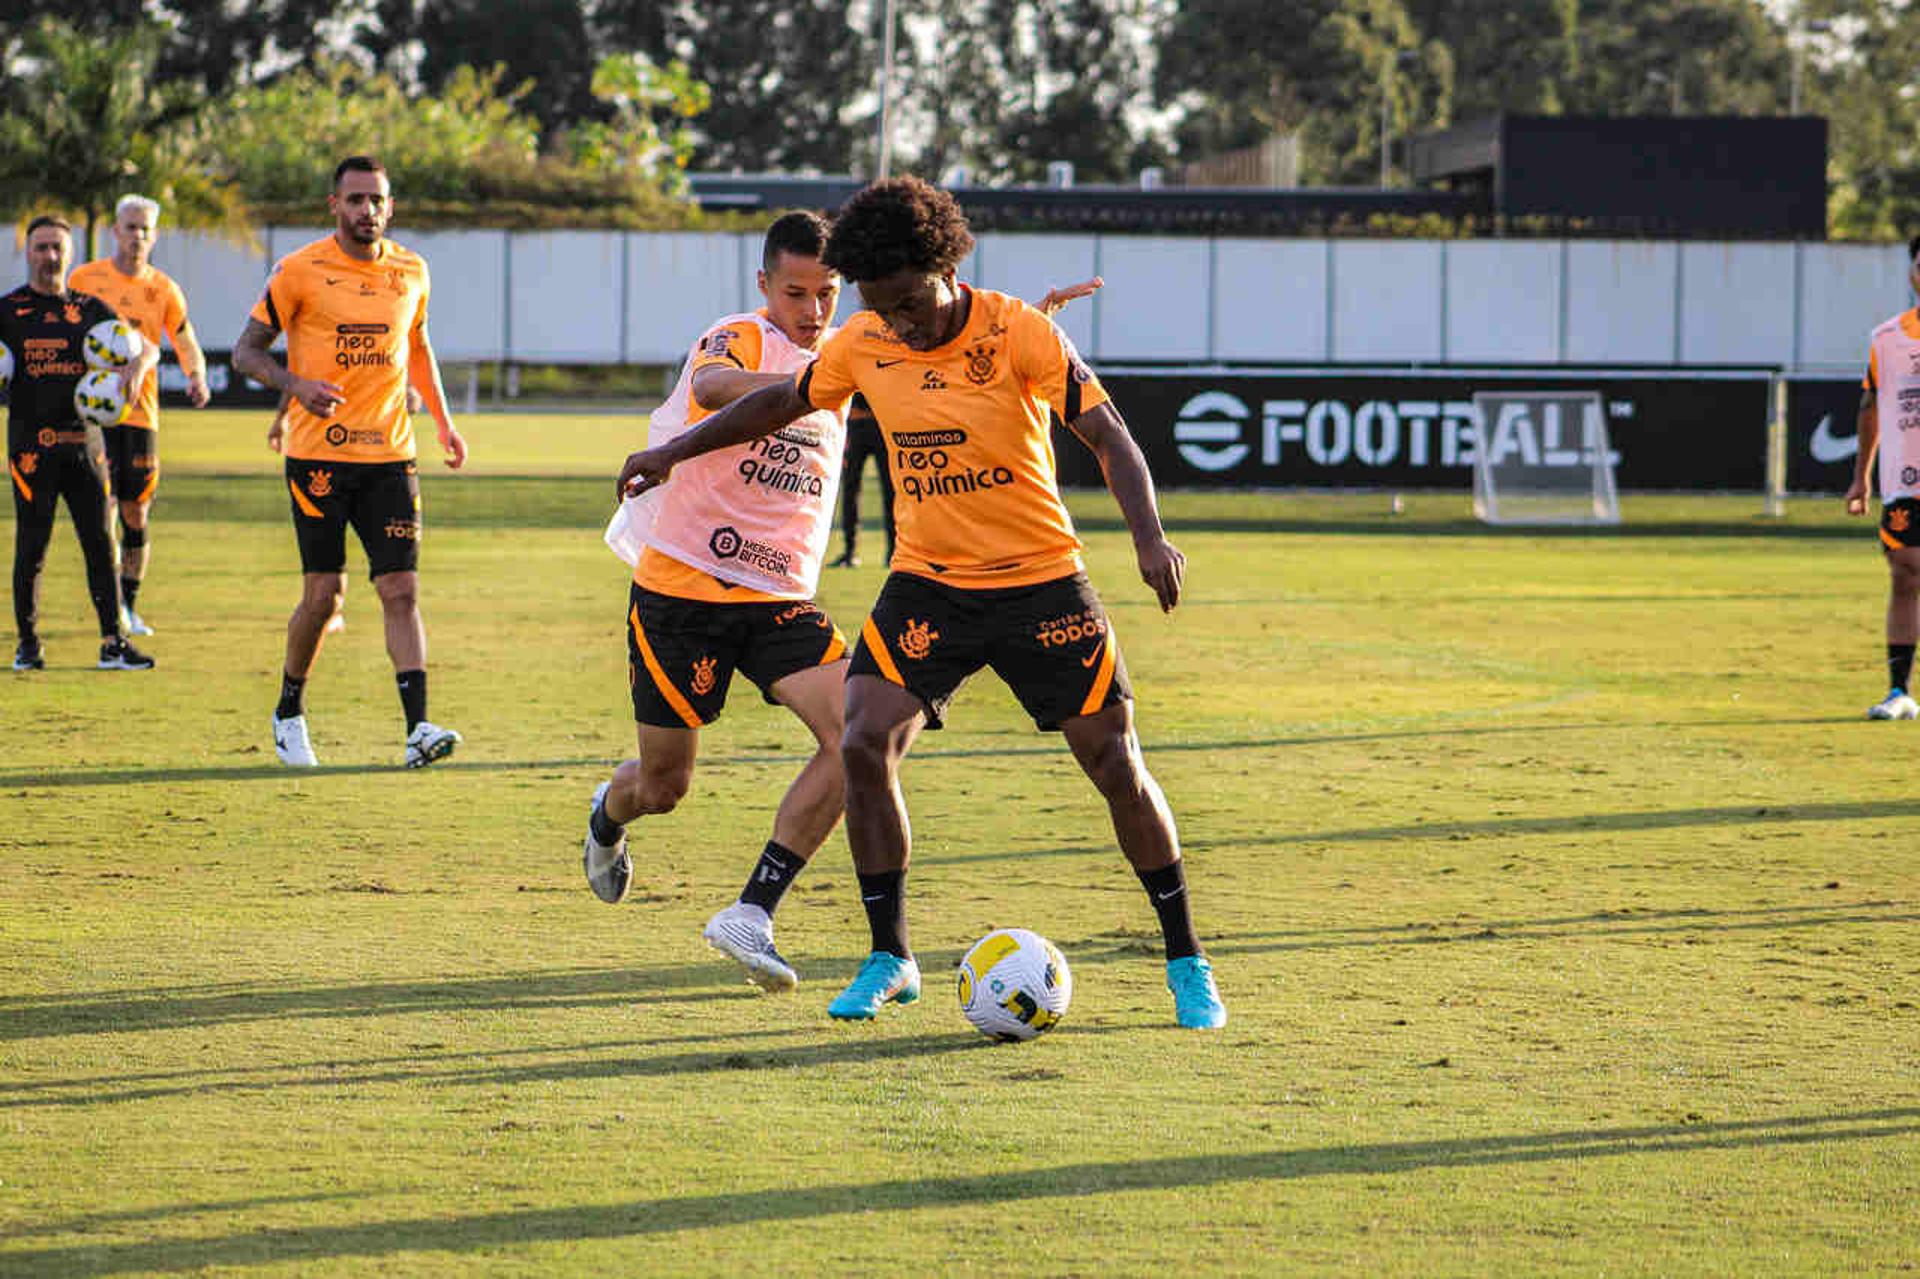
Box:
[823,177,975,283]
[333,155,388,190]
[25,214,72,240]
[762,210,830,272]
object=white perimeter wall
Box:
[2,227,1904,375]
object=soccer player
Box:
[232,155,468,768]
[832,394,892,567]
[3,215,156,672]
[69,195,212,637]
[618,178,1227,1030]
[1845,232,1920,720]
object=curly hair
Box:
[823,177,975,283]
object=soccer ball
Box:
[83,319,142,370]
[74,369,129,427]
[956,928,1072,1042]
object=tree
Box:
[1819,0,1920,239]
[0,17,242,247]
[564,52,711,194]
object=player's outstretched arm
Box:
[233,318,343,417]
[1068,401,1184,613]
[618,380,812,501]
[692,366,793,413]
[408,325,465,469]
[1036,277,1103,318]
[1847,386,1878,516]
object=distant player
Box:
[618,178,1226,1030]
[69,194,212,637]
[832,394,891,567]
[1845,232,1920,720]
[233,155,468,767]
[3,215,156,672]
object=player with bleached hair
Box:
[1845,232,1920,720]
[618,177,1226,1030]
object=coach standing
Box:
[3,215,156,672]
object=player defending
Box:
[618,178,1227,1029]
[4,215,156,671]
[69,195,212,636]
[233,155,468,767]
[1846,233,1920,720]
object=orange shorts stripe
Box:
[820,629,848,665]
[288,478,324,519]
[1078,624,1118,717]
[1882,527,1903,551]
[860,616,906,686]
[134,464,159,505]
[630,604,702,729]
[9,461,31,503]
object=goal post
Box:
[1470,390,1620,526]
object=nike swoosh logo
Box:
[325,277,344,286]
[876,358,906,368]
[274,733,289,750]
[1155,888,1185,901]
[1809,413,1859,463]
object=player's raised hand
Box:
[618,446,675,502]
[1137,537,1185,613]
[290,376,345,418]
[1037,277,1104,318]
[440,424,467,469]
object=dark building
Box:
[1405,114,1828,240]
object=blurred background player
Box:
[267,382,426,635]
[832,394,891,567]
[4,215,156,671]
[233,155,468,768]
[617,179,1224,1030]
[1845,232,1920,720]
[69,194,212,638]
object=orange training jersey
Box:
[67,259,189,430]
[799,286,1110,588]
[248,235,429,463]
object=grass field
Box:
[2,409,1916,1275]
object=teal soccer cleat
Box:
[827,951,921,1020]
[1167,955,1227,1029]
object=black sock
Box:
[856,869,910,958]
[276,673,306,720]
[120,576,141,609]
[1890,644,1915,694]
[1137,860,1200,961]
[739,840,803,914]
[590,794,624,846]
[396,669,427,732]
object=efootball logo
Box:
[709,526,742,559]
[1173,392,1251,472]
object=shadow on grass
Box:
[0,715,1845,790]
[8,1107,1914,1274]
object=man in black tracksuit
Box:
[2,214,155,671]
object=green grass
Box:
[1,411,1915,1275]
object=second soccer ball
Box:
[74,369,129,427]
[83,319,143,370]
[956,928,1072,1042]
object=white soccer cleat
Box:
[272,714,318,767]
[125,609,154,637]
[404,720,461,768]
[1867,691,1919,721]
[703,901,799,991]
[582,781,631,904]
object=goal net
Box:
[1470,390,1620,526]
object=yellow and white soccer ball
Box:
[956,928,1072,1042]
[83,318,143,370]
[74,369,129,427]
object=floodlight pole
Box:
[876,0,897,179]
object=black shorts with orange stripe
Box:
[285,457,420,578]
[849,570,1131,732]
[626,583,849,729]
[102,426,158,505]
[1881,498,1920,550]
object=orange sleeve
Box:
[249,262,296,332]
[798,324,857,414]
[1012,301,1110,424]
[689,319,763,375]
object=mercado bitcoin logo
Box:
[709,526,743,559]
